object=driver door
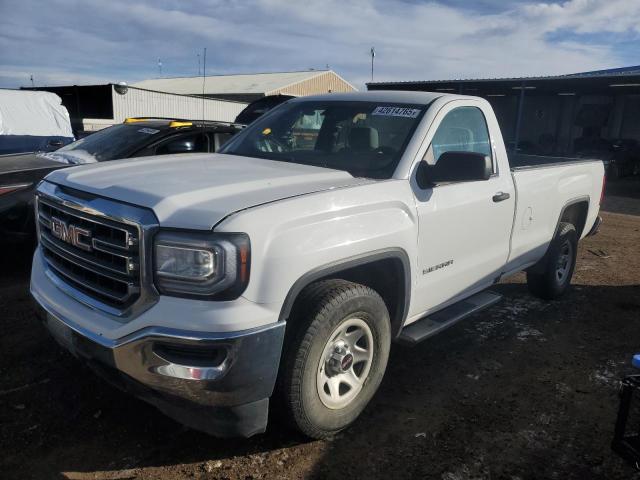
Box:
[411,102,515,317]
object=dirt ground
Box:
[1,179,640,480]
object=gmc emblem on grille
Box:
[50,217,93,252]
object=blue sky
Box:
[0,0,638,89]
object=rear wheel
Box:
[280,279,391,439]
[526,222,578,300]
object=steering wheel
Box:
[374,145,396,156]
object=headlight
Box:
[153,231,250,299]
[156,245,217,279]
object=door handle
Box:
[492,192,510,202]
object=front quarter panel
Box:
[215,180,419,311]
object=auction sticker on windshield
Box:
[372,106,421,118]
[138,128,160,134]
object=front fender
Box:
[215,180,419,312]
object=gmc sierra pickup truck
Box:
[30,91,604,439]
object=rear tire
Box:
[279,279,391,439]
[526,222,578,300]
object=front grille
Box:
[37,196,142,310]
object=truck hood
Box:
[45,153,371,229]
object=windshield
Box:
[219,101,426,179]
[54,124,161,162]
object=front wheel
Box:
[526,222,578,300]
[280,280,391,439]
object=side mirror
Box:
[416,151,492,189]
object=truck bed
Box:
[504,157,604,275]
[509,153,603,171]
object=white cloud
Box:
[0,66,110,89]
[0,0,638,89]
[524,0,640,34]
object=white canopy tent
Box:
[0,89,73,137]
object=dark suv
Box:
[0,119,242,242]
[49,118,241,162]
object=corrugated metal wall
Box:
[111,86,247,123]
[271,71,356,96]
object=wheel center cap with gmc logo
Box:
[340,353,354,371]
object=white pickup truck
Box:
[30,91,604,439]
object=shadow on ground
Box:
[2,276,639,478]
[308,282,640,480]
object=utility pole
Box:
[197,53,201,76]
[370,47,375,82]
[30,74,34,87]
[201,47,207,124]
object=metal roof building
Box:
[23,84,247,135]
[368,66,640,159]
[133,70,357,102]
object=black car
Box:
[0,118,242,243]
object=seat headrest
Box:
[349,127,379,151]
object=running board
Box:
[398,291,503,345]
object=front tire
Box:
[526,222,578,300]
[280,279,391,439]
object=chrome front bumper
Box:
[31,289,286,437]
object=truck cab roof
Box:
[294,90,450,105]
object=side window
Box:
[427,107,492,164]
[155,133,208,155]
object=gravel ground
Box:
[1,180,640,480]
